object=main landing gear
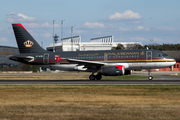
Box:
[89,73,102,80]
[148,69,153,80]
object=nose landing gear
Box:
[148,69,153,80]
[148,76,153,80]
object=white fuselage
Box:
[39,60,176,71]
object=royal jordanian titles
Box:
[9,23,176,80]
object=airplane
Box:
[9,23,176,80]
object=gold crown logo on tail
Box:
[24,40,34,47]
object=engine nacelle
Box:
[100,65,125,76]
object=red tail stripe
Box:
[12,23,27,31]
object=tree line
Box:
[112,43,180,51]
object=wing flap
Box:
[67,59,107,67]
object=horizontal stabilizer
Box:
[9,55,34,62]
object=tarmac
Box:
[0,71,179,85]
[132,71,180,80]
[0,80,180,85]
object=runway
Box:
[0,80,180,85]
[0,71,179,85]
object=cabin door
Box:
[104,55,108,61]
[43,53,49,64]
[146,51,152,61]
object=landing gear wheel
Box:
[89,75,95,80]
[148,76,153,80]
[147,69,153,80]
[96,74,102,80]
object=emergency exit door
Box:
[43,53,49,64]
[146,51,152,61]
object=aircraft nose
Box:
[171,59,176,66]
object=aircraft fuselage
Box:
[10,49,176,71]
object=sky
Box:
[0,0,180,49]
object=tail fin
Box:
[12,23,46,53]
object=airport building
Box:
[0,46,20,68]
[46,35,143,52]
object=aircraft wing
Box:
[67,59,107,68]
[9,55,34,62]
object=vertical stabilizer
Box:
[12,23,46,53]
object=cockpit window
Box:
[162,54,168,57]
[159,53,168,57]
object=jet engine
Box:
[100,65,125,76]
